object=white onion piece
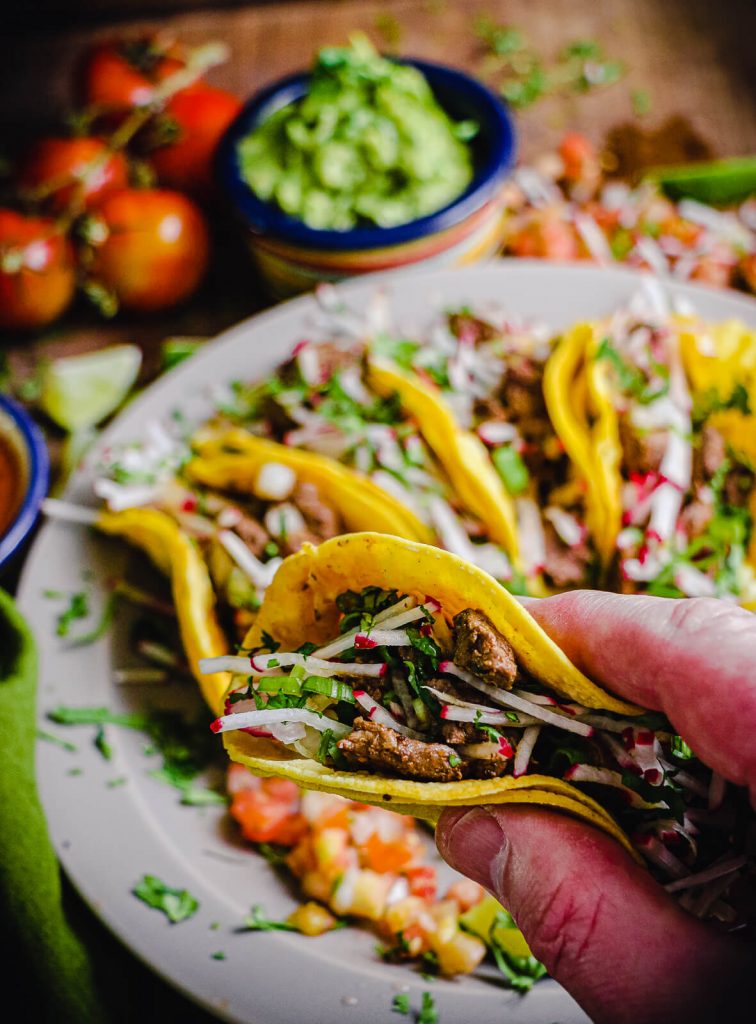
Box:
[254,461,297,501]
[513,725,541,777]
[42,498,100,526]
[353,691,426,739]
[217,530,281,590]
[458,741,504,760]
[211,707,350,737]
[439,705,512,726]
[516,497,547,575]
[428,496,477,560]
[296,343,323,386]
[440,661,594,737]
[574,212,613,264]
[544,507,586,548]
[477,420,518,446]
[263,503,306,540]
[267,720,307,744]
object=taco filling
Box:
[204,585,753,919]
[588,300,756,602]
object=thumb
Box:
[436,805,752,1024]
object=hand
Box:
[435,592,756,1024]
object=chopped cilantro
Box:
[241,904,297,932]
[259,630,280,653]
[418,991,439,1024]
[94,726,113,760]
[693,383,750,427]
[448,752,462,769]
[632,89,652,116]
[133,874,199,923]
[392,993,411,1015]
[670,735,695,760]
[36,729,77,752]
[595,338,669,404]
[53,591,89,637]
[211,950,226,960]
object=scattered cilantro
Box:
[106,776,127,788]
[595,337,669,404]
[94,726,113,760]
[336,586,400,634]
[692,383,750,427]
[631,89,652,116]
[392,992,411,1015]
[418,991,439,1024]
[160,337,205,372]
[133,874,199,923]
[448,752,462,768]
[52,591,89,637]
[670,735,695,760]
[259,630,280,653]
[36,729,77,752]
[241,904,297,932]
[211,951,226,961]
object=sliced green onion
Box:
[302,676,356,703]
[257,676,303,696]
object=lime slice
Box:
[644,156,756,205]
[39,345,142,432]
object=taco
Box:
[367,306,602,590]
[201,303,524,588]
[560,303,756,604]
[204,534,756,911]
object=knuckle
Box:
[666,596,729,638]
[528,878,605,977]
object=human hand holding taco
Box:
[436,590,756,1024]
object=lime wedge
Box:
[39,345,142,432]
[644,156,756,205]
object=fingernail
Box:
[436,807,509,891]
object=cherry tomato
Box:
[88,188,209,312]
[80,36,190,111]
[148,84,242,196]
[16,137,129,214]
[0,209,76,331]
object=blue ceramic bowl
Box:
[217,59,517,296]
[0,394,49,575]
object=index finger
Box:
[521,591,756,800]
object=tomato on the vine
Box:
[87,188,209,312]
[0,210,77,331]
[80,36,191,111]
[147,84,242,196]
[16,137,129,214]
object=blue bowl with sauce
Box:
[217,58,517,297]
[0,395,49,575]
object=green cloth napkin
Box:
[0,587,216,1023]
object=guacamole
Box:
[237,35,477,231]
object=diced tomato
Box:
[230,789,307,846]
[445,878,486,912]
[263,778,302,803]
[317,805,352,832]
[507,210,580,261]
[362,832,416,874]
[406,864,437,900]
[558,132,598,183]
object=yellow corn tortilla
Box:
[367,357,522,569]
[219,532,644,854]
[189,428,433,544]
[98,508,230,712]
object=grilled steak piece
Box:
[542,522,591,589]
[618,414,666,476]
[452,609,519,689]
[234,512,269,558]
[337,717,465,782]
[294,481,342,540]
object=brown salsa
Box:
[0,432,22,537]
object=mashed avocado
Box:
[237,34,477,231]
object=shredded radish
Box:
[633,833,689,879]
[565,765,667,809]
[440,661,594,737]
[312,597,437,660]
[42,498,100,526]
[513,725,541,777]
[422,685,541,727]
[353,691,426,739]
[355,629,411,648]
[673,563,716,598]
[544,507,586,548]
[199,653,385,678]
[211,707,350,737]
[664,855,748,895]
[439,704,514,726]
[217,530,281,590]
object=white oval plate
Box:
[17,261,756,1024]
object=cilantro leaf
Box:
[133,874,199,923]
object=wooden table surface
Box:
[1,0,755,457]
